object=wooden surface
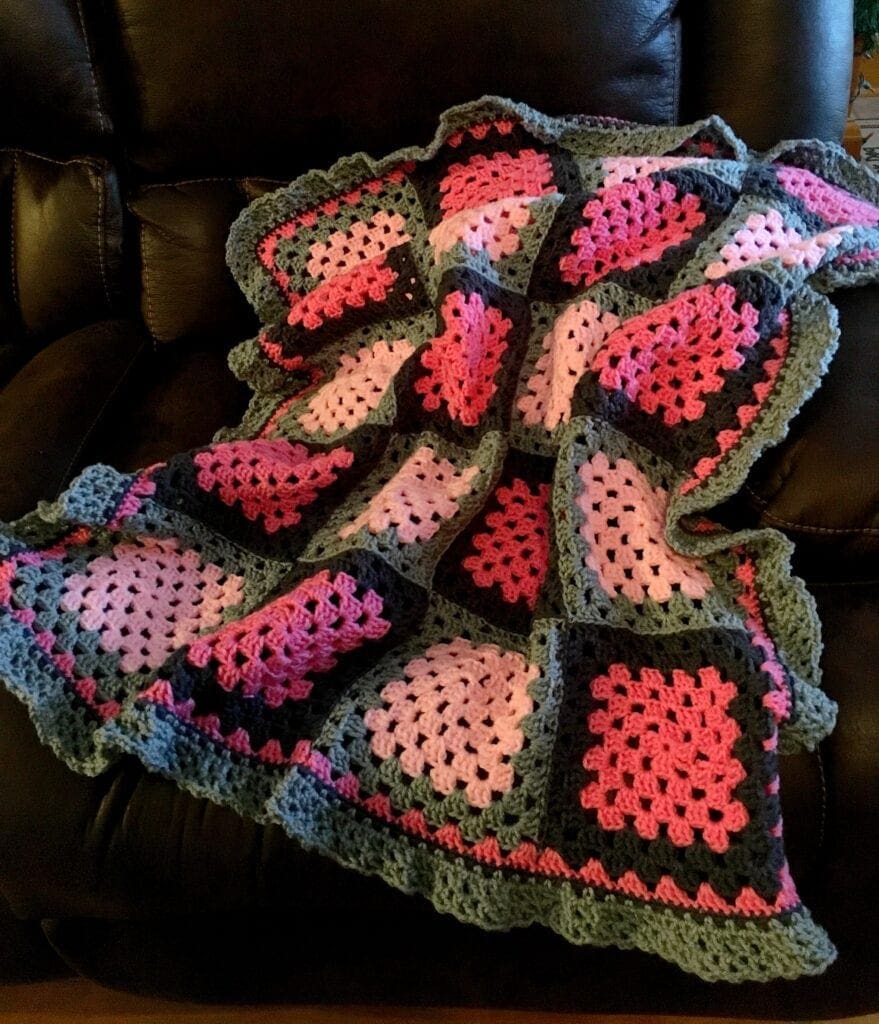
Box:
[852,50,879,170]
[1,978,878,1024]
[844,117,863,158]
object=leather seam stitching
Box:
[127,216,197,248]
[74,0,108,136]
[138,177,287,193]
[9,152,19,312]
[744,486,879,535]
[89,167,112,311]
[760,513,878,536]
[140,221,159,344]
[0,149,104,171]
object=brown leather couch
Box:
[1,1,876,1017]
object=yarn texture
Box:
[2,96,879,983]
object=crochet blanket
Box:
[3,97,879,983]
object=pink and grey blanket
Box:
[3,97,879,982]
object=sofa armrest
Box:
[0,319,149,522]
[717,282,879,583]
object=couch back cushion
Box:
[0,0,112,159]
[0,1,122,377]
[107,0,682,180]
[679,0,851,151]
[129,178,282,345]
[108,0,682,343]
[0,152,123,381]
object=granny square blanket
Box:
[3,97,879,982]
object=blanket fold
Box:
[3,96,878,982]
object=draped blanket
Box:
[3,97,879,982]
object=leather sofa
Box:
[1,0,876,1017]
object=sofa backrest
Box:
[0,1,125,380]
[101,0,686,180]
[106,0,687,347]
[0,0,854,353]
